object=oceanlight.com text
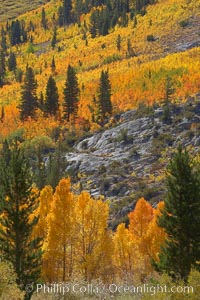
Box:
[26,282,194,296]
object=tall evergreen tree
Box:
[1,27,7,52]
[45,75,59,116]
[19,66,38,120]
[116,34,121,51]
[51,27,57,49]
[51,56,56,74]
[63,0,73,25]
[57,6,64,27]
[8,51,17,72]
[162,76,175,124]
[154,146,200,282]
[0,142,42,300]
[63,65,80,122]
[97,70,112,121]
[41,7,48,30]
[0,48,6,87]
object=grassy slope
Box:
[0,0,48,21]
[0,0,200,139]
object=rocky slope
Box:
[66,94,200,227]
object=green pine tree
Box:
[51,56,56,74]
[161,76,175,124]
[8,51,17,72]
[45,75,59,116]
[97,70,112,122]
[154,146,200,282]
[51,27,57,49]
[1,27,7,52]
[116,34,121,51]
[19,66,38,120]
[0,142,42,300]
[41,7,48,30]
[0,48,6,87]
[63,65,80,122]
[63,0,73,25]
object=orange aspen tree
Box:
[43,178,76,282]
[144,201,167,262]
[128,198,154,278]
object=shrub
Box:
[147,34,155,42]
[179,19,189,28]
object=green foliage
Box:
[0,49,6,87]
[116,34,121,51]
[147,34,156,42]
[41,7,48,30]
[26,42,35,54]
[9,19,27,46]
[51,27,57,49]
[126,38,135,57]
[103,54,122,65]
[45,75,59,116]
[179,19,189,28]
[15,68,23,83]
[63,64,80,122]
[46,144,66,189]
[8,51,17,71]
[19,66,38,120]
[0,142,42,300]
[115,128,133,144]
[97,69,112,122]
[154,146,200,282]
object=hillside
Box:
[0,0,48,21]
[0,0,200,141]
[1,0,200,296]
[65,94,200,228]
[0,0,200,189]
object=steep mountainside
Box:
[0,0,200,216]
[66,94,200,227]
[0,0,48,21]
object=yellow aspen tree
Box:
[43,178,76,282]
[32,185,53,240]
[75,191,110,282]
[113,223,137,282]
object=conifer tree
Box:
[1,27,7,52]
[19,66,38,120]
[57,6,64,27]
[0,48,6,87]
[116,34,121,51]
[63,65,80,122]
[41,7,48,30]
[162,76,175,124]
[39,91,44,110]
[8,51,17,72]
[154,146,200,282]
[51,56,56,74]
[97,70,112,122]
[0,142,42,300]
[51,27,57,49]
[45,75,59,116]
[63,0,73,25]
